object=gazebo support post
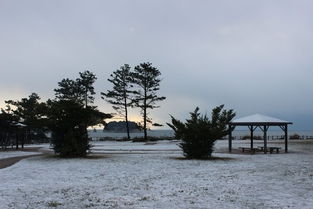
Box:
[284,124,288,153]
[259,125,268,153]
[248,125,254,151]
[228,125,233,153]
[263,126,268,154]
[280,125,289,153]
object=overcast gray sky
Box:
[0,0,312,130]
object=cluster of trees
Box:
[0,107,22,149]
[0,93,48,150]
[102,62,166,140]
[0,62,166,157]
[0,71,111,157]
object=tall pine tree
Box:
[131,62,166,140]
[101,64,134,140]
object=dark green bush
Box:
[47,100,110,157]
[167,105,235,159]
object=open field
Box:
[0,140,313,209]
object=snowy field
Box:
[0,140,313,209]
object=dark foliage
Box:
[0,106,20,149]
[46,100,110,157]
[152,123,163,127]
[48,71,111,157]
[54,70,96,107]
[0,106,19,131]
[78,70,97,107]
[289,133,300,139]
[167,105,235,159]
[5,93,48,132]
[1,93,47,148]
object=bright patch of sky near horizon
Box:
[0,0,312,129]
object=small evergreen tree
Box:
[167,105,235,159]
[101,64,134,140]
[131,62,166,140]
[48,71,111,157]
[46,99,110,157]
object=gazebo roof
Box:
[9,121,27,127]
[230,114,292,126]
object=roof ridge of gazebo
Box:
[230,113,292,124]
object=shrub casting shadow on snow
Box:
[42,154,111,160]
[132,136,175,142]
[169,156,235,161]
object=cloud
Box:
[0,0,313,129]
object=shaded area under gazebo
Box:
[228,114,292,153]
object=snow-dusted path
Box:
[0,140,313,209]
[0,154,43,169]
[0,147,47,169]
[0,150,42,160]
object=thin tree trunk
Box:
[144,108,147,140]
[85,90,88,108]
[0,132,2,149]
[15,132,19,150]
[5,133,9,149]
[21,131,24,149]
[143,89,147,140]
[4,133,7,149]
[124,96,130,140]
[28,129,31,145]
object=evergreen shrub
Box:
[168,105,235,159]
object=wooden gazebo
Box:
[228,114,292,153]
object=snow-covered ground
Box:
[0,140,313,209]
